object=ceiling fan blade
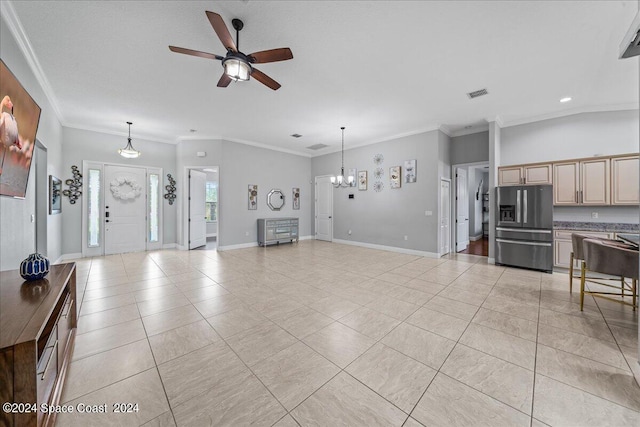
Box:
[169,46,224,61]
[206,11,237,52]
[251,68,281,90]
[217,73,232,88]
[248,48,293,64]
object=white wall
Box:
[1,14,63,270]
[311,130,448,255]
[61,127,178,255]
[501,110,640,225]
[176,139,312,250]
[500,110,638,164]
[451,131,489,165]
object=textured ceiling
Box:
[5,0,639,156]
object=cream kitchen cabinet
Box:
[553,230,613,268]
[611,155,639,205]
[498,164,552,186]
[553,159,610,205]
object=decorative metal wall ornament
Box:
[62,165,82,204]
[374,167,384,179]
[292,187,300,210]
[110,177,143,200]
[164,174,177,205]
[373,181,384,192]
[373,154,384,165]
[248,184,258,210]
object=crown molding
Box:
[438,125,452,137]
[450,123,490,137]
[63,123,176,145]
[499,103,639,128]
[1,0,65,124]
[220,137,313,158]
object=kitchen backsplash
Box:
[553,206,639,224]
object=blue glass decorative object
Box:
[20,253,50,281]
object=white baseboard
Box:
[333,239,440,258]
[299,235,314,241]
[470,234,483,241]
[217,242,259,251]
[206,233,217,238]
[488,257,496,264]
[162,243,177,249]
[55,253,82,263]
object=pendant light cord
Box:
[341,126,345,175]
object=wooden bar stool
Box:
[569,233,618,293]
[580,238,638,311]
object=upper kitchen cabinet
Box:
[611,155,639,205]
[553,159,610,205]
[498,164,552,186]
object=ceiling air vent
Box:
[307,144,328,150]
[290,133,302,138]
[467,88,488,99]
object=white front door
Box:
[440,179,451,255]
[456,168,469,252]
[315,176,333,242]
[104,165,147,255]
[189,170,207,249]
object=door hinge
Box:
[188,218,191,222]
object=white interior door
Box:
[315,176,333,242]
[440,179,451,255]
[456,168,469,252]
[104,165,146,255]
[189,170,207,249]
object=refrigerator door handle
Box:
[516,190,521,223]
[496,238,552,247]
[523,190,528,224]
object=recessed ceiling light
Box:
[560,97,572,103]
[189,129,197,133]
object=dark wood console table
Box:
[0,263,77,427]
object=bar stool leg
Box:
[569,252,574,293]
[580,261,586,311]
[621,277,625,298]
[633,279,637,311]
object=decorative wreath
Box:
[110,177,142,200]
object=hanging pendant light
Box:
[330,127,354,188]
[118,121,141,159]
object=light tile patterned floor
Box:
[55,241,640,426]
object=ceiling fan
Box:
[169,11,293,90]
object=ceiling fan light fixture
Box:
[223,58,251,81]
[118,121,141,159]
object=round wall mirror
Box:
[267,189,285,211]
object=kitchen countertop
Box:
[553,221,639,233]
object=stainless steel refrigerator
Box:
[495,185,553,273]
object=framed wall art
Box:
[358,171,367,191]
[404,159,416,183]
[248,184,258,210]
[49,175,61,214]
[390,166,401,189]
[292,187,300,210]
[348,168,357,187]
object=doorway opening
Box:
[183,166,218,250]
[452,161,489,257]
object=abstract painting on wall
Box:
[292,187,300,210]
[404,159,417,183]
[390,166,401,189]
[0,59,42,198]
[358,171,367,191]
[248,184,258,210]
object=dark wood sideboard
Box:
[0,263,77,427]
